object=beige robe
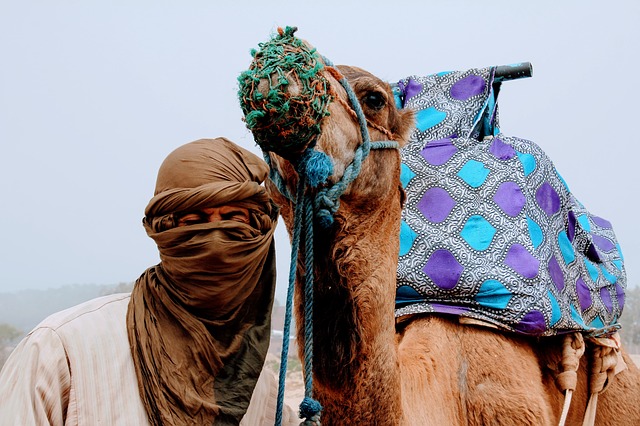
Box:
[0,294,298,425]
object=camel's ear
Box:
[392,108,415,147]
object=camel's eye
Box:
[363,91,386,110]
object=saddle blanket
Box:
[393,67,625,337]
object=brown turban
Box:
[127,137,278,426]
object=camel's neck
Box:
[292,152,404,424]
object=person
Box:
[0,137,299,425]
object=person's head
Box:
[129,138,279,425]
[140,137,278,317]
[144,137,276,233]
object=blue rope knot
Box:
[315,208,334,228]
[299,396,323,421]
[314,190,338,228]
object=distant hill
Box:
[0,283,133,336]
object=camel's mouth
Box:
[238,26,333,162]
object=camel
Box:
[238,27,640,425]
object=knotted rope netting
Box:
[238,26,332,160]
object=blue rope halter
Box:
[272,57,400,426]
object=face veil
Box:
[127,138,278,426]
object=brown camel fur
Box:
[246,54,640,425]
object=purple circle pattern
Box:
[421,138,457,166]
[423,249,463,290]
[489,138,516,160]
[505,244,540,279]
[494,182,526,217]
[450,75,486,101]
[535,182,561,217]
[418,187,455,223]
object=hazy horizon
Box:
[1,1,639,304]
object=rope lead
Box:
[275,168,322,426]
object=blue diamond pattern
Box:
[476,279,512,309]
[460,215,495,251]
[399,220,417,257]
[457,159,489,188]
[400,163,416,188]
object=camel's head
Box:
[238,27,414,227]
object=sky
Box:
[1,1,639,303]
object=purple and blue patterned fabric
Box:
[394,67,625,337]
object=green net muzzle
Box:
[238,26,333,160]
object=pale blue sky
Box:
[1,1,638,302]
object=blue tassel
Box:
[301,149,333,188]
